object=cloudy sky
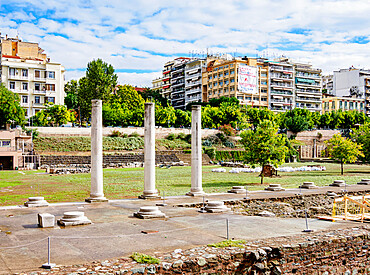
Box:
[1,0,370,87]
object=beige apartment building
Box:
[0,35,65,118]
[202,57,268,108]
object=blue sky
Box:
[1,0,370,86]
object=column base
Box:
[85,196,108,203]
[186,190,206,197]
[138,193,161,200]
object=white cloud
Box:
[2,0,370,87]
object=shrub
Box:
[129,131,140,138]
[177,132,186,140]
[204,147,216,159]
[219,124,236,136]
[223,140,235,148]
[130,252,160,264]
[184,134,191,143]
[216,132,227,143]
[109,130,121,137]
[166,133,177,140]
[202,139,212,147]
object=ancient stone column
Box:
[86,100,107,202]
[140,102,159,199]
[187,105,205,196]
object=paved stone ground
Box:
[0,184,369,274]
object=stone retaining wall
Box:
[33,226,370,274]
[40,153,180,167]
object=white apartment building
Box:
[0,35,65,118]
[185,59,205,106]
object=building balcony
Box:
[0,146,22,152]
[171,81,185,88]
[295,82,320,88]
[186,67,201,75]
[296,97,321,103]
[271,82,293,88]
[33,89,46,95]
[270,90,293,96]
[186,80,202,87]
[270,66,293,73]
[21,102,30,107]
[34,76,46,82]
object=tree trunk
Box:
[341,161,344,175]
[260,165,264,185]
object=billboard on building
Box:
[238,64,258,94]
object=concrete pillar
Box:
[187,105,205,196]
[140,102,159,199]
[86,100,107,203]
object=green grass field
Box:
[0,162,369,206]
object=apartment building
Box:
[171,57,190,109]
[151,76,162,91]
[202,56,268,108]
[322,94,364,114]
[293,62,322,111]
[0,35,65,118]
[266,59,294,111]
[185,59,205,106]
[329,68,370,116]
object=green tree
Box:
[155,105,176,127]
[246,107,276,129]
[325,134,364,175]
[32,104,76,126]
[174,109,191,128]
[351,123,370,162]
[138,88,170,107]
[281,108,314,134]
[78,59,118,120]
[64,80,79,110]
[240,120,289,184]
[0,84,25,127]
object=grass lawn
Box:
[0,162,369,206]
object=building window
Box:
[22,95,28,104]
[361,103,364,110]
[35,83,41,91]
[22,69,28,77]
[261,89,267,94]
[339,101,343,108]
[230,70,235,75]
[344,101,348,109]
[237,96,243,100]
[349,102,353,110]
[0,140,11,147]
[9,68,16,76]
[47,97,55,104]
[253,97,259,101]
[35,96,40,104]
[22,82,28,91]
[261,97,267,101]
[35,70,41,78]
[24,109,28,117]
[355,102,358,109]
[231,79,235,83]
[332,101,335,109]
[46,84,55,91]
[46,71,55,79]
[9,82,15,90]
[261,81,267,85]
[246,97,252,101]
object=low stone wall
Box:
[40,153,181,167]
[29,126,219,139]
[31,226,370,274]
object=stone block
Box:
[357,179,370,185]
[134,206,167,219]
[205,201,229,213]
[265,184,285,191]
[57,211,92,226]
[330,180,346,187]
[299,182,318,189]
[38,213,55,228]
[24,197,49,207]
[228,186,245,194]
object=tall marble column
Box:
[187,105,205,196]
[140,102,159,199]
[86,100,108,202]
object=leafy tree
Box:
[78,59,118,120]
[281,108,314,133]
[325,134,364,175]
[351,123,370,162]
[155,105,176,127]
[138,88,170,107]
[0,84,25,127]
[174,109,191,128]
[240,120,289,184]
[64,80,79,110]
[246,107,276,129]
[201,106,222,128]
[32,104,76,126]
